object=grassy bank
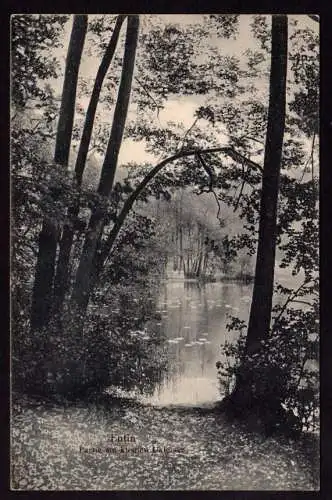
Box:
[11,393,319,490]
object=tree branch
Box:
[239,134,265,146]
[291,300,313,307]
[195,152,223,220]
[271,279,312,331]
[196,152,214,191]
[233,158,247,212]
[300,131,316,182]
[178,117,200,151]
[99,146,262,266]
[134,76,163,120]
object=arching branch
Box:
[99,146,262,267]
[225,147,263,173]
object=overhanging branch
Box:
[99,146,262,267]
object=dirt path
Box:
[11,394,319,490]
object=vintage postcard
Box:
[10,14,319,490]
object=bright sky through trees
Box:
[48,14,318,167]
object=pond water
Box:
[144,279,253,406]
[106,272,312,408]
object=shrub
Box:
[216,298,319,435]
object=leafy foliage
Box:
[288,27,319,136]
[217,291,319,435]
[11,15,319,426]
[11,15,68,107]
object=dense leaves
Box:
[11,15,68,107]
[11,15,319,440]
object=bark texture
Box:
[53,15,126,315]
[30,16,88,331]
[69,16,140,329]
[245,14,288,352]
[221,16,291,436]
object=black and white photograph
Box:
[10,14,319,490]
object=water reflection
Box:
[145,279,253,406]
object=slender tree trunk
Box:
[30,220,59,330]
[223,15,288,425]
[203,252,209,274]
[196,252,203,278]
[30,16,88,331]
[179,224,183,271]
[245,15,288,352]
[74,15,126,186]
[69,15,139,330]
[53,15,126,315]
[54,15,88,166]
[175,220,179,270]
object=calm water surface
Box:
[145,279,253,406]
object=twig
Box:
[212,190,222,220]
[134,76,163,121]
[291,300,313,307]
[239,134,265,146]
[30,120,43,134]
[178,117,200,151]
[272,279,312,331]
[300,131,316,182]
[195,152,223,220]
[196,152,214,191]
[311,132,316,183]
[25,242,38,256]
[233,158,247,212]
[20,224,33,239]
[225,147,263,173]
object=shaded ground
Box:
[11,392,319,490]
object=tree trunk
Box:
[54,15,88,166]
[30,15,88,331]
[196,251,203,278]
[30,220,59,331]
[223,15,288,429]
[52,15,125,315]
[246,14,288,352]
[74,15,126,186]
[179,216,183,272]
[69,15,139,332]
